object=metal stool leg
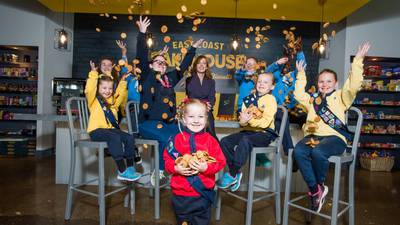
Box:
[130,183,136,215]
[274,151,281,224]
[149,145,155,198]
[98,147,106,225]
[215,189,222,220]
[245,150,257,225]
[331,159,342,225]
[349,163,355,225]
[283,149,294,225]
[65,145,77,220]
[154,144,160,220]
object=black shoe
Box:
[292,159,299,172]
[134,147,142,164]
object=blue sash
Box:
[97,96,120,129]
[166,135,216,204]
[310,92,353,141]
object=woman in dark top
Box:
[185,55,217,138]
[136,16,204,185]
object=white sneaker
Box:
[150,170,167,186]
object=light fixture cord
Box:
[62,0,66,29]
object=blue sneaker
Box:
[117,167,141,182]
[256,154,272,169]
[217,172,237,189]
[230,172,243,192]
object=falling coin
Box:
[112,15,118,20]
[163,36,171,43]
[134,67,142,74]
[118,59,126,66]
[105,13,109,17]
[99,13,104,16]
[161,25,168,33]
[176,12,183,20]
[255,44,261,49]
[246,28,251,34]
[315,96,322,105]
[142,103,149,109]
[181,5,187,12]
[263,37,270,42]
[145,10,150,14]
[178,18,184,23]
[128,15,133,20]
[169,101,174,107]
[255,26,260,31]
[132,59,140,65]
[283,30,288,35]
[120,32,127,39]
[245,37,250,43]
[151,87,155,93]
[163,98,169,103]
[273,3,278,9]
[138,85,142,92]
[174,54,181,61]
[281,16,286,20]
[249,26,254,31]
[95,27,101,32]
[200,0,207,5]
[192,26,198,31]
[193,18,201,25]
[323,22,330,28]
[157,123,163,129]
[314,116,321,122]
[290,26,296,31]
[181,48,188,54]
[162,113,168,119]
[255,36,261,42]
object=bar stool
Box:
[64,97,134,225]
[282,107,363,225]
[125,100,167,219]
[215,106,288,225]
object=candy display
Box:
[361,79,400,92]
[0,83,37,93]
[0,95,37,107]
[360,110,400,120]
[354,97,400,106]
[358,142,400,149]
[361,123,400,135]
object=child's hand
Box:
[116,40,127,56]
[90,60,97,72]
[120,73,130,81]
[355,42,370,59]
[159,45,169,56]
[189,160,208,173]
[206,102,212,111]
[276,57,289,65]
[136,16,151,34]
[296,60,307,73]
[174,164,194,176]
[192,39,205,48]
[239,110,253,123]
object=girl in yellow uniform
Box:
[293,42,370,212]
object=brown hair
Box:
[190,55,213,79]
[98,58,119,82]
[257,73,275,85]
[317,69,338,82]
[97,74,114,107]
[176,98,208,122]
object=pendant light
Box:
[318,0,327,55]
[146,0,154,48]
[54,0,70,51]
[231,0,240,51]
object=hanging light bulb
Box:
[318,43,325,54]
[232,38,239,50]
[146,33,153,48]
[59,30,67,44]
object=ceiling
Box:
[38,0,370,22]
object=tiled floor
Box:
[0,156,398,225]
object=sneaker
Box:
[150,170,167,186]
[117,167,141,182]
[308,184,329,213]
[229,172,243,192]
[216,172,237,189]
[256,154,272,169]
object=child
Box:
[217,73,278,192]
[235,57,258,113]
[164,99,226,225]
[185,55,217,138]
[135,16,204,186]
[293,42,370,212]
[85,60,141,181]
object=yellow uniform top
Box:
[294,57,364,142]
[239,93,277,131]
[85,71,127,133]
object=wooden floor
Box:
[0,156,399,225]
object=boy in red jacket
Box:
[164,99,226,225]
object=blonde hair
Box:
[257,72,275,84]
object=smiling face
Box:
[195,57,208,74]
[183,101,208,133]
[150,55,167,75]
[98,80,114,99]
[100,59,113,75]
[317,71,337,94]
[256,73,275,95]
[245,57,257,72]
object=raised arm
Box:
[85,61,99,108]
[136,16,151,80]
[266,57,288,80]
[341,42,370,108]
[179,39,204,73]
[116,40,127,60]
[293,60,311,108]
